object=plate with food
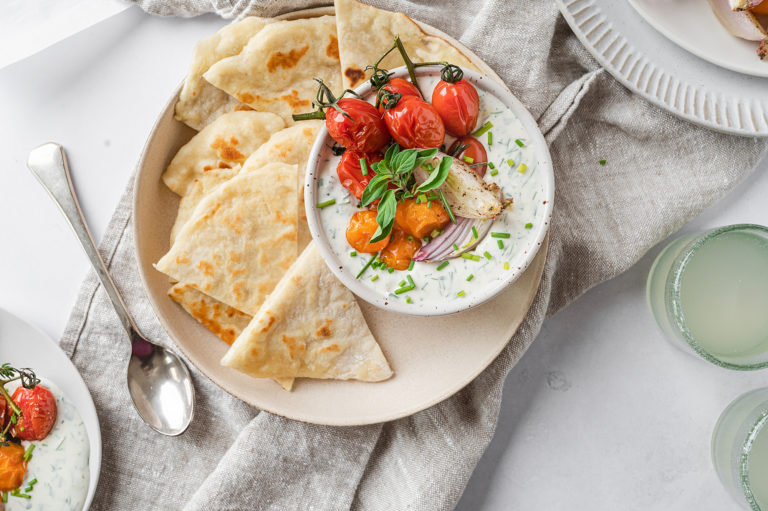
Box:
[556,0,768,137]
[134,0,551,425]
[0,308,101,510]
[629,0,768,77]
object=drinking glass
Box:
[646,224,768,370]
[712,388,768,510]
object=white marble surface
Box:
[1,7,766,510]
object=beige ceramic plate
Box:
[133,7,549,426]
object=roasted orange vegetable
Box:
[380,227,422,270]
[346,210,391,253]
[394,198,450,239]
[0,443,27,492]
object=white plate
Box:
[629,0,768,78]
[556,0,768,137]
[0,308,101,510]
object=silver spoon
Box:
[27,142,195,436]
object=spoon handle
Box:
[27,143,142,340]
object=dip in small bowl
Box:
[305,66,554,316]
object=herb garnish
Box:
[0,364,39,445]
[360,143,452,243]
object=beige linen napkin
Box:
[61,0,768,509]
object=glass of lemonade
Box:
[647,224,768,369]
[712,388,768,510]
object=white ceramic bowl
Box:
[305,66,554,316]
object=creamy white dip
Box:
[315,74,547,309]
[6,378,90,511]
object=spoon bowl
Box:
[26,142,195,436]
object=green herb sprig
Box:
[0,364,39,444]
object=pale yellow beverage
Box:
[647,225,768,369]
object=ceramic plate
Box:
[556,0,768,137]
[133,7,548,426]
[0,308,101,510]
[629,0,768,78]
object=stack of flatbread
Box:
[155,0,478,390]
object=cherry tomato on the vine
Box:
[377,78,421,114]
[432,68,480,137]
[449,136,488,177]
[383,96,445,149]
[326,98,390,153]
[11,385,57,441]
[337,150,383,199]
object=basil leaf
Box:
[384,143,399,165]
[417,148,439,159]
[369,189,396,243]
[394,149,417,174]
[361,174,389,206]
[417,156,452,192]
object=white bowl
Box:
[305,66,555,316]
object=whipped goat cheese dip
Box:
[6,378,90,511]
[309,68,552,314]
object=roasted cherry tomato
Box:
[346,210,392,253]
[380,227,422,270]
[11,385,57,441]
[448,136,488,177]
[337,150,383,199]
[0,443,27,492]
[0,395,7,432]
[383,96,445,149]
[395,198,451,239]
[326,98,390,153]
[431,65,480,137]
[377,78,421,114]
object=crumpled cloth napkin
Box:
[61,0,768,509]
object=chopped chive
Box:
[23,444,35,462]
[452,243,459,251]
[356,255,377,279]
[26,479,36,487]
[525,222,533,229]
[457,290,466,297]
[491,232,510,238]
[2,492,7,503]
[490,169,498,176]
[515,138,525,147]
[10,490,31,500]
[407,275,415,287]
[599,159,607,165]
[406,296,413,304]
[424,163,434,171]
[461,253,482,262]
[437,261,449,271]
[439,189,456,224]
[316,198,336,209]
[497,239,504,249]
[507,158,515,167]
[394,285,414,294]
[504,262,510,270]
[427,200,432,209]
[483,251,492,260]
[408,235,414,242]
[487,132,493,145]
[360,157,369,176]
[350,251,357,257]
[472,226,478,238]
[466,274,474,282]
[517,163,528,174]
[463,155,474,164]
[371,275,379,282]
[423,236,431,243]
[472,121,493,137]
[399,280,407,287]
[408,260,414,271]
[388,267,394,274]
[488,161,495,170]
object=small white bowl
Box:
[305,66,554,316]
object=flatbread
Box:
[156,162,298,316]
[168,121,322,246]
[203,16,342,125]
[221,242,393,382]
[168,283,294,391]
[161,110,284,195]
[334,0,479,89]
[175,17,273,131]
